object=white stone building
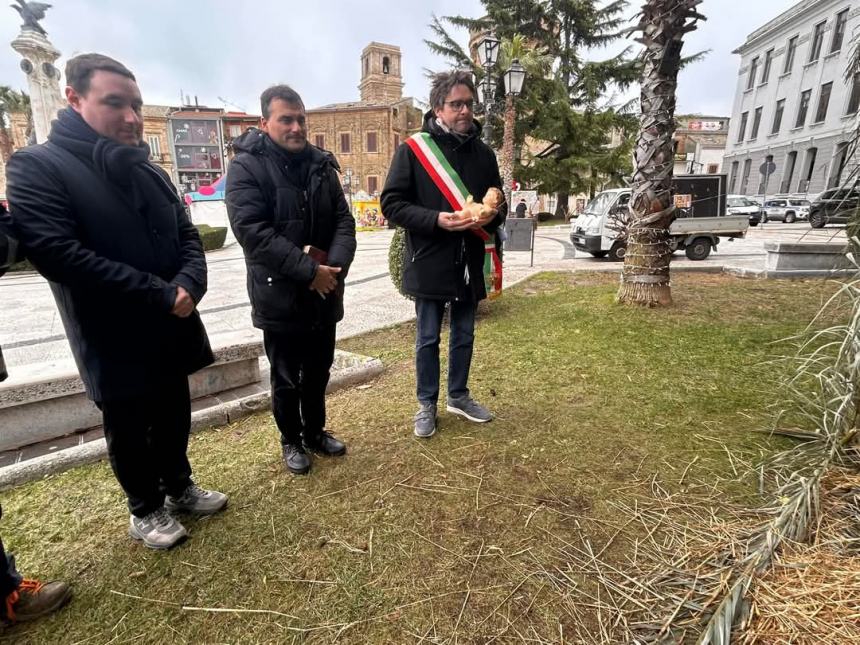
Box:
[723,0,860,198]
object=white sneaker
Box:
[165,484,228,516]
[129,507,187,550]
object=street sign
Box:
[760,161,776,176]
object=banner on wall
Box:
[353,199,386,227]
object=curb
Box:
[0,354,383,491]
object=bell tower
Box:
[359,42,404,104]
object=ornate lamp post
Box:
[501,59,526,207]
[475,33,500,145]
[342,168,354,215]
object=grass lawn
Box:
[0,272,839,644]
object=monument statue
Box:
[10,0,64,143]
[10,0,52,36]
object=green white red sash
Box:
[405,132,502,298]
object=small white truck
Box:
[570,175,748,261]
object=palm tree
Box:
[617,0,704,307]
[497,35,550,207]
[0,86,32,163]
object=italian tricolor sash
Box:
[405,132,502,299]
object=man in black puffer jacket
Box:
[226,85,356,475]
[6,54,226,551]
[381,70,505,439]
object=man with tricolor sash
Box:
[381,70,506,439]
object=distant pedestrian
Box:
[515,199,527,218]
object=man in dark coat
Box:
[226,85,356,475]
[381,70,505,438]
[0,205,72,621]
[6,54,226,550]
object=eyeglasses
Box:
[444,100,475,112]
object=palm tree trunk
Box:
[0,127,12,164]
[617,0,704,306]
[502,93,516,208]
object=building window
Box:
[747,56,759,90]
[366,131,378,153]
[784,36,798,73]
[799,147,817,192]
[367,175,379,194]
[814,82,833,123]
[229,125,242,137]
[761,49,773,84]
[830,9,848,54]
[782,151,797,193]
[729,161,740,193]
[314,134,325,149]
[382,57,390,74]
[846,73,860,115]
[740,159,752,194]
[736,111,748,143]
[829,142,850,188]
[707,163,719,174]
[795,89,811,128]
[750,106,763,139]
[340,133,351,154]
[809,21,825,62]
[771,99,785,134]
[147,135,161,158]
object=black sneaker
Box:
[282,443,311,474]
[304,430,347,457]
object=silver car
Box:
[762,198,809,223]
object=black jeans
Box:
[99,374,193,518]
[414,297,477,405]
[264,325,336,446]
[0,505,22,602]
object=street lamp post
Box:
[502,59,526,209]
[343,168,354,215]
[475,34,500,146]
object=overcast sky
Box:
[1,0,801,118]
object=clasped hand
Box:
[309,264,342,297]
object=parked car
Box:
[762,198,809,223]
[808,186,859,228]
[727,195,762,226]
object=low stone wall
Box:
[0,331,263,453]
[0,348,384,490]
[763,242,854,277]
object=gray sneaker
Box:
[129,507,187,550]
[414,403,437,438]
[165,484,228,516]
[446,396,493,423]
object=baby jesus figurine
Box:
[455,187,505,223]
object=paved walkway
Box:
[0,222,847,369]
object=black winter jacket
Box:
[225,130,356,331]
[381,112,505,301]
[5,136,213,402]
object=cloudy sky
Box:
[1,0,801,117]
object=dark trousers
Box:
[415,297,477,405]
[99,375,193,518]
[0,505,22,602]
[264,325,336,446]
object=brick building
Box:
[306,42,422,199]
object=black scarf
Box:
[264,135,312,187]
[49,107,151,187]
